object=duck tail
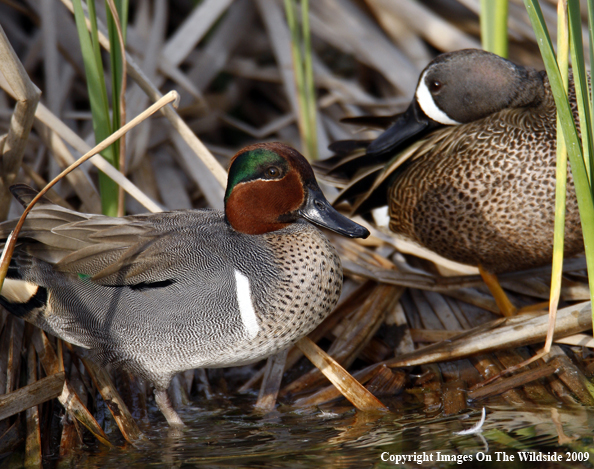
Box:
[0,275,48,322]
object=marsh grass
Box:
[283,0,317,160]
[72,0,128,216]
[480,0,509,57]
[524,0,594,331]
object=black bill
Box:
[366,100,441,159]
[299,186,370,239]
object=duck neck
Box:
[509,67,546,109]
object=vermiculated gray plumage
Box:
[0,187,342,392]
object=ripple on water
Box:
[50,396,594,469]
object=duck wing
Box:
[3,185,226,288]
[322,124,460,215]
[351,139,427,215]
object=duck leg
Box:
[478,265,550,316]
[478,265,517,317]
[155,389,185,428]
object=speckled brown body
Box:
[389,75,583,273]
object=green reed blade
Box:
[284,0,317,160]
[547,0,569,352]
[106,0,129,216]
[72,0,119,216]
[84,0,110,123]
[480,0,509,58]
[588,0,594,186]
[106,0,128,132]
[301,0,317,160]
[568,0,593,183]
[284,0,306,148]
[72,0,110,133]
[524,0,594,329]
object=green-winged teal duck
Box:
[0,142,369,426]
[323,49,583,314]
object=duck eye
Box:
[429,80,442,93]
[265,166,280,178]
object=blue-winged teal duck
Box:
[323,49,583,313]
[0,142,369,426]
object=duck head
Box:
[367,49,545,158]
[225,142,370,238]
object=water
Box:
[56,396,594,469]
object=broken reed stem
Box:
[25,345,42,467]
[0,91,179,294]
[80,356,146,444]
[0,371,65,422]
[468,365,556,400]
[255,349,288,412]
[0,24,41,182]
[0,24,41,219]
[386,302,592,369]
[295,337,388,412]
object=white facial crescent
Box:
[415,70,461,126]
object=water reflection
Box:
[56,396,594,468]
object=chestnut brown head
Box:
[225,142,369,238]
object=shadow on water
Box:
[55,395,594,469]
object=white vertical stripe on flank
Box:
[234,269,260,339]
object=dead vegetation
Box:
[0,0,592,462]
